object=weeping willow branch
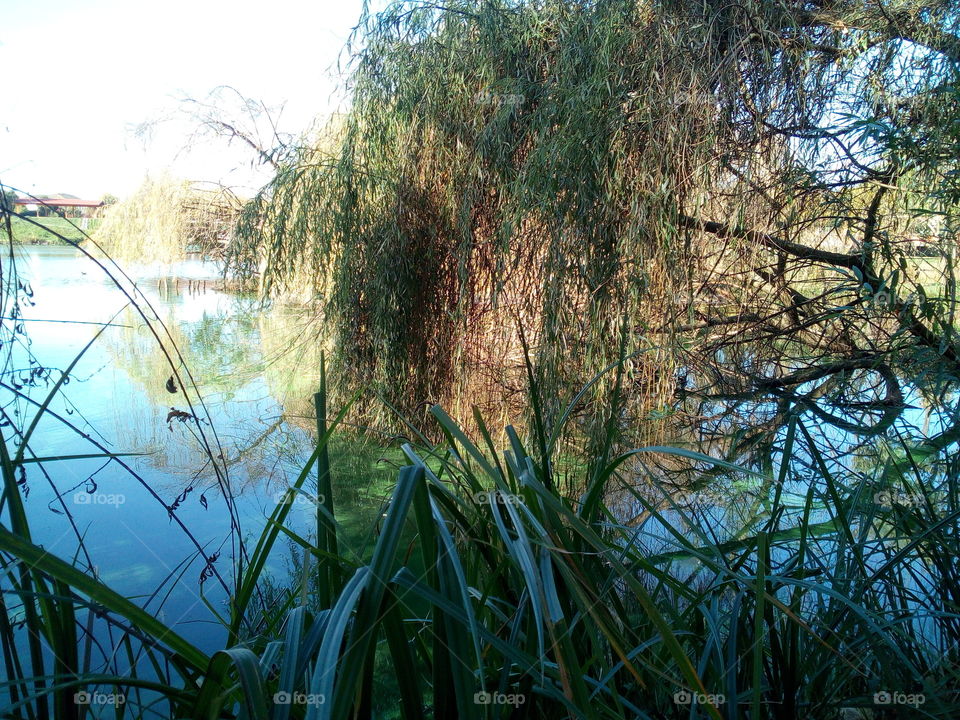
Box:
[229,0,960,439]
[97,176,242,264]
[676,214,865,270]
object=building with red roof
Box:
[14,196,105,218]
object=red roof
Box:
[14,198,103,207]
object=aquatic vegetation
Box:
[1,302,959,716]
[0,203,957,716]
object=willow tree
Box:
[97,175,242,265]
[232,0,959,442]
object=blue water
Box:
[7,244,341,654]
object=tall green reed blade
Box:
[537,550,592,713]
[271,605,307,720]
[425,481,487,719]
[381,589,425,720]
[229,385,361,643]
[301,466,422,720]
[0,526,208,674]
[0,416,49,719]
[0,588,31,720]
[751,531,768,718]
[314,353,340,609]
[50,578,79,720]
[405,448,452,715]
[520,474,725,720]
[327,465,422,720]
[430,405,500,485]
[488,495,547,664]
[192,647,267,720]
[405,446,479,716]
[306,568,372,720]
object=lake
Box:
[6,243,956,698]
[8,244,394,655]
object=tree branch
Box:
[676,214,865,269]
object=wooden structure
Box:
[14,197,104,218]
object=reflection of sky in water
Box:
[617,319,958,604]
[10,245,321,654]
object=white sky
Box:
[0,0,370,199]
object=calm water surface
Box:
[12,244,387,654]
[9,245,956,657]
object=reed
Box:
[2,373,959,717]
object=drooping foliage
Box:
[98,175,241,265]
[232,0,960,442]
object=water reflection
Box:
[9,244,394,655]
[8,244,959,661]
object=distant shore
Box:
[7,216,99,245]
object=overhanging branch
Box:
[676,214,865,269]
[679,212,960,368]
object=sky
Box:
[0,0,370,199]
